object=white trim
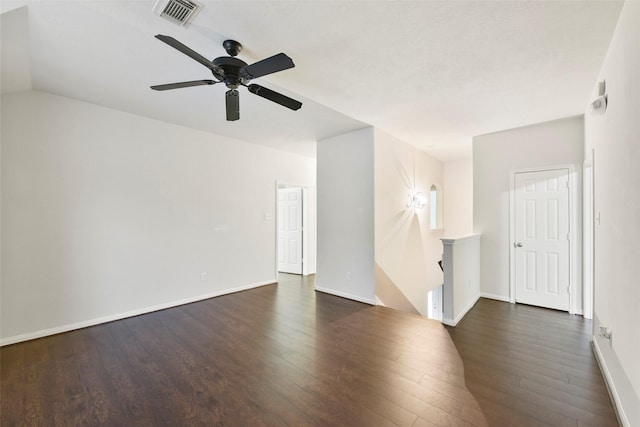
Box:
[509,165,577,312]
[0,280,275,347]
[480,292,511,303]
[568,167,578,315]
[274,182,280,279]
[429,182,443,230]
[442,294,480,326]
[441,318,457,326]
[302,186,309,276]
[592,337,638,427]
[314,286,375,305]
[583,150,594,319]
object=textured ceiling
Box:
[1,1,624,161]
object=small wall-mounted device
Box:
[590,95,607,114]
[590,80,608,115]
[599,325,612,340]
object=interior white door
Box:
[278,187,303,274]
[514,169,570,311]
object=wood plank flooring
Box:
[1,274,618,426]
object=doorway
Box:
[511,167,572,311]
[427,285,443,321]
[277,186,303,274]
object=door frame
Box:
[583,151,594,319]
[277,186,304,275]
[509,165,578,314]
[275,181,315,277]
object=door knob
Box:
[514,242,523,248]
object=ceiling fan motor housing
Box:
[212,57,248,88]
[222,39,242,57]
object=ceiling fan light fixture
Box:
[152,0,203,28]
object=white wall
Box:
[441,234,481,326]
[374,129,444,315]
[303,186,317,275]
[584,2,640,424]
[473,116,584,307]
[1,90,316,344]
[443,157,473,236]
[316,127,375,303]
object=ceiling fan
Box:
[151,35,302,121]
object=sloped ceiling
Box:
[1,6,31,93]
[1,1,624,161]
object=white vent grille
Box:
[153,0,203,28]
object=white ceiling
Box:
[1,0,624,161]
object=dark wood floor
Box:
[1,275,618,426]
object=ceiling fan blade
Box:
[226,90,240,121]
[240,53,295,80]
[155,34,223,75]
[150,80,218,91]
[247,84,302,111]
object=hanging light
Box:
[407,191,427,209]
[406,154,426,209]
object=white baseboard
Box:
[443,294,480,327]
[479,293,586,317]
[592,336,639,427]
[481,292,511,303]
[314,286,375,305]
[442,317,456,326]
[0,280,276,347]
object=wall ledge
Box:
[441,234,481,245]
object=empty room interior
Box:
[1,1,639,426]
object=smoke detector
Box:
[153,0,203,28]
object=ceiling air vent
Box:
[153,0,203,28]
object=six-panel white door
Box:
[514,169,570,311]
[278,187,303,274]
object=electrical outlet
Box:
[200,272,207,281]
[346,271,352,281]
